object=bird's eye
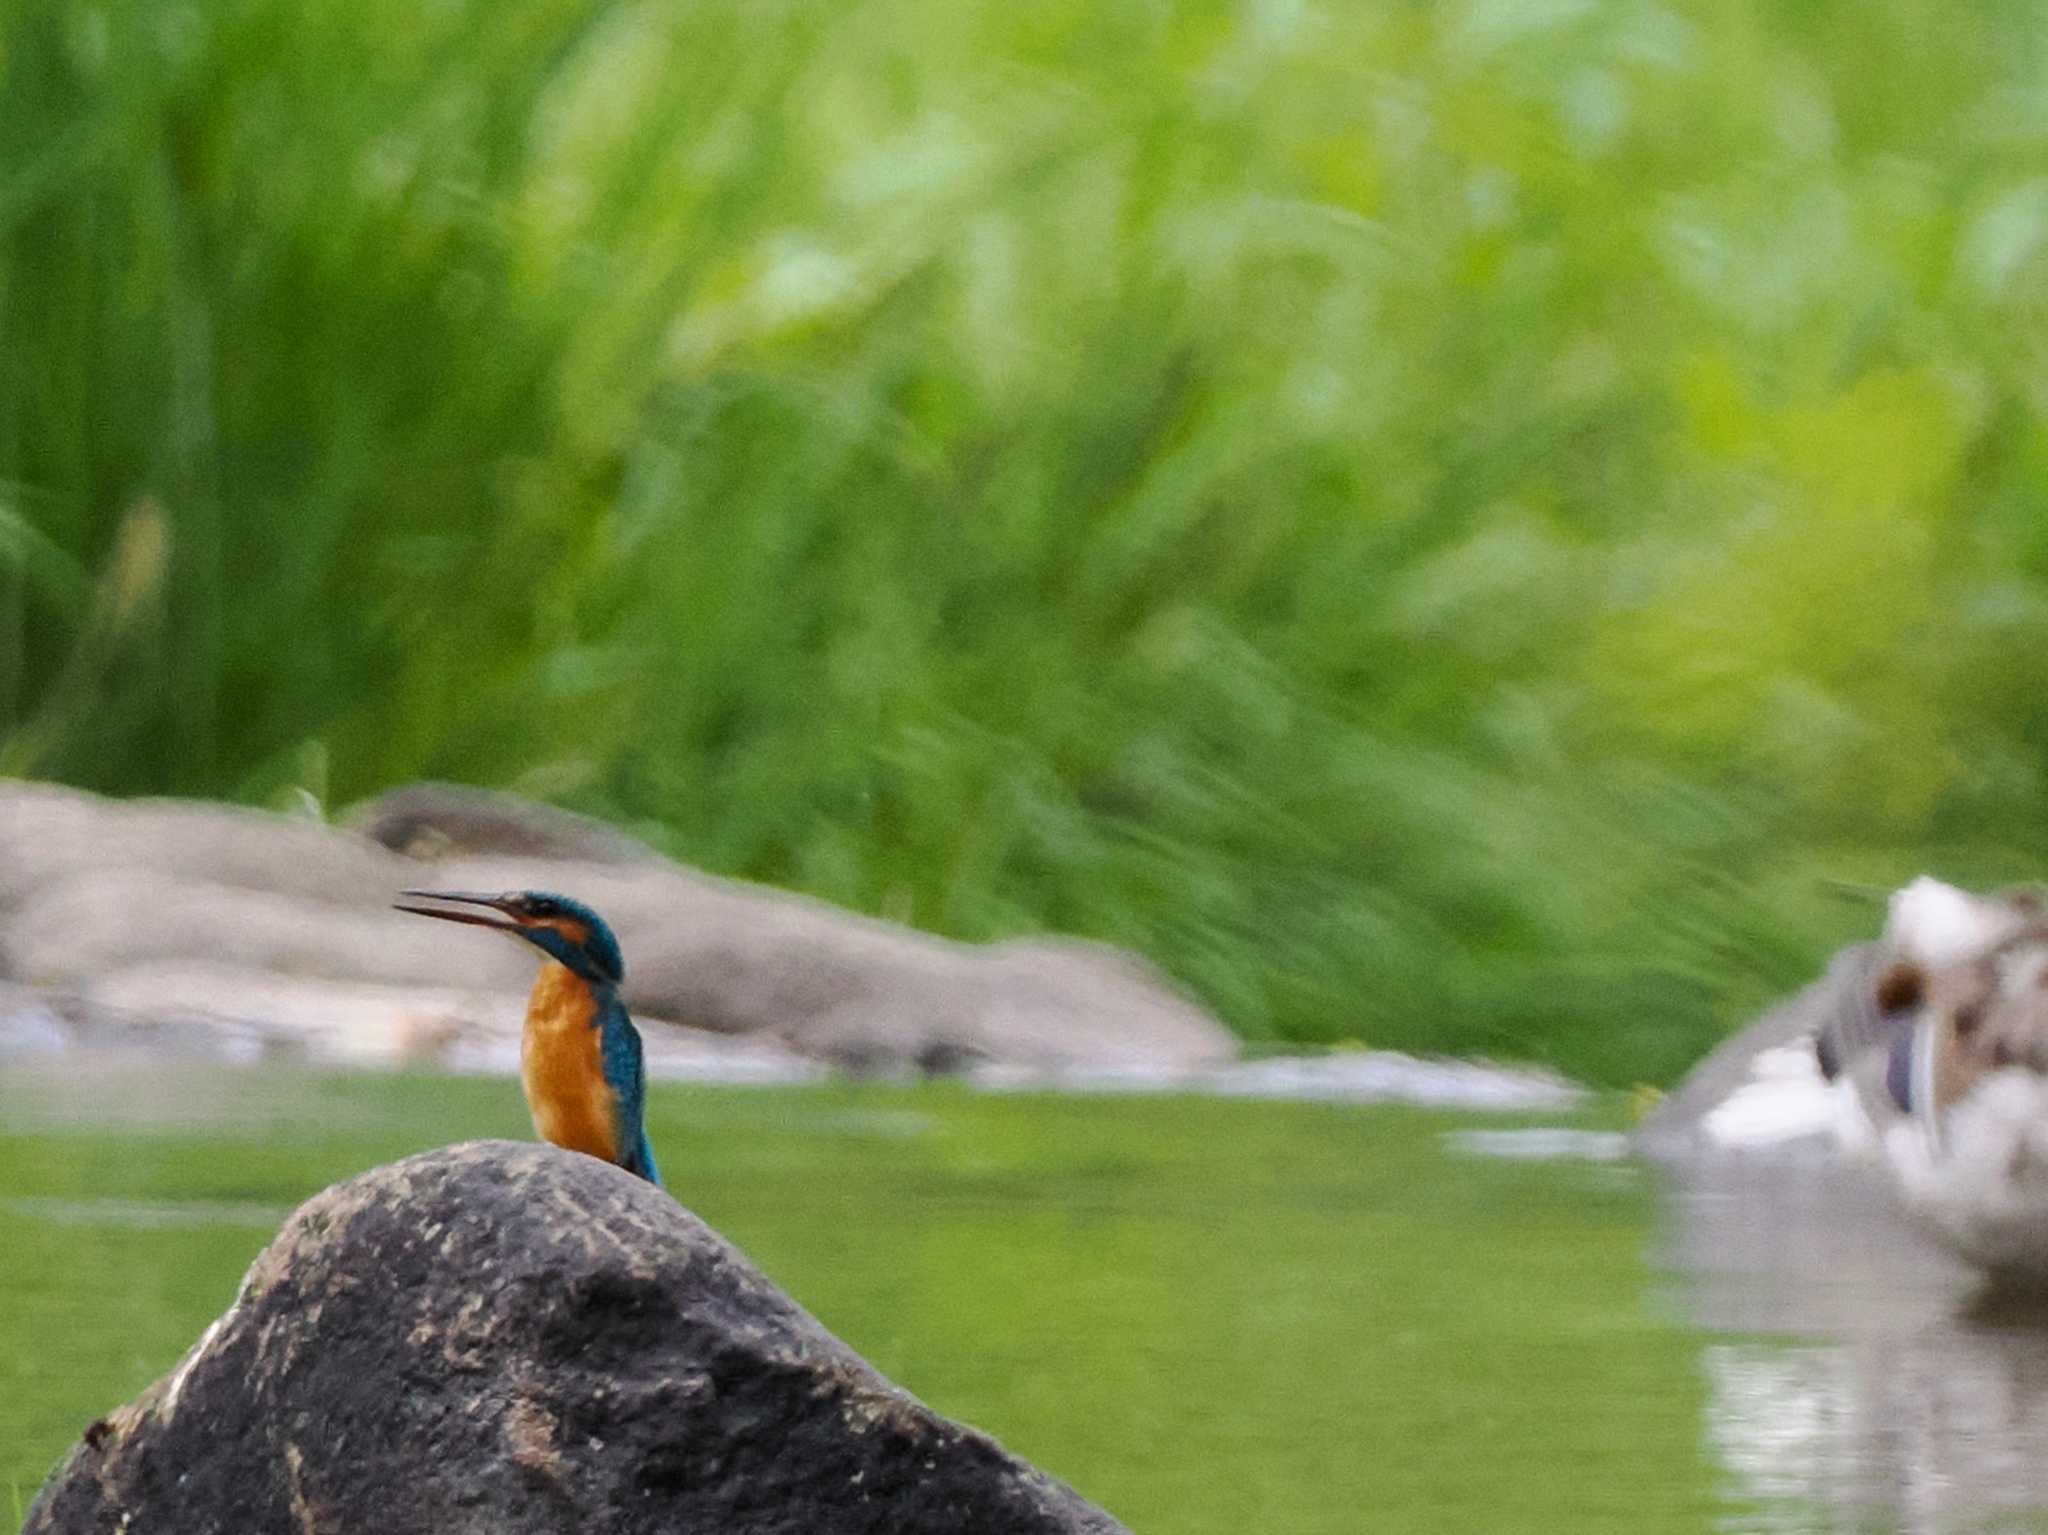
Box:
[523,896,560,919]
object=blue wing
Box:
[597,1000,660,1185]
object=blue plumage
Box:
[598,993,659,1185]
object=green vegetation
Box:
[0,1071,1720,1533]
[6,0,2048,1081]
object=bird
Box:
[1830,908,2048,1278]
[1813,878,2040,1091]
[1660,878,2028,1156]
[1642,876,2048,1279]
[394,889,659,1185]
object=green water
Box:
[0,1070,1719,1531]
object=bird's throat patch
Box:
[520,962,618,1164]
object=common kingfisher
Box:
[395,889,660,1185]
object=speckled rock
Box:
[23,1142,1127,1535]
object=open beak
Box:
[393,889,526,932]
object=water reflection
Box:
[1654,1152,2048,1532]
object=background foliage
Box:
[7,0,2048,1082]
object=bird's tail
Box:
[623,1132,661,1186]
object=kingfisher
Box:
[395,889,660,1185]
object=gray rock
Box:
[0,779,1237,1074]
[347,782,665,866]
[67,962,825,1081]
[411,854,1238,1074]
[0,982,69,1058]
[0,780,405,916]
[24,1142,1127,1535]
[6,869,530,991]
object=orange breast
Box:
[520,962,619,1165]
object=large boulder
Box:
[24,1142,1127,1535]
[397,852,1234,1073]
[0,780,1237,1074]
[0,779,407,914]
[5,869,530,992]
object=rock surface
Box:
[23,1142,1128,1535]
[0,779,1236,1076]
[406,851,1236,1074]
[1,780,1583,1105]
[348,780,666,866]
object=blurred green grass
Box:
[7,0,2048,1082]
[0,1072,1719,1533]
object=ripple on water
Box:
[3,1196,289,1230]
[1440,1128,1632,1161]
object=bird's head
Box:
[394,888,624,987]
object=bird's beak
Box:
[393,889,526,931]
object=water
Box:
[1439,1127,2048,1530]
[8,1068,2048,1531]
[1651,1151,2048,1534]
